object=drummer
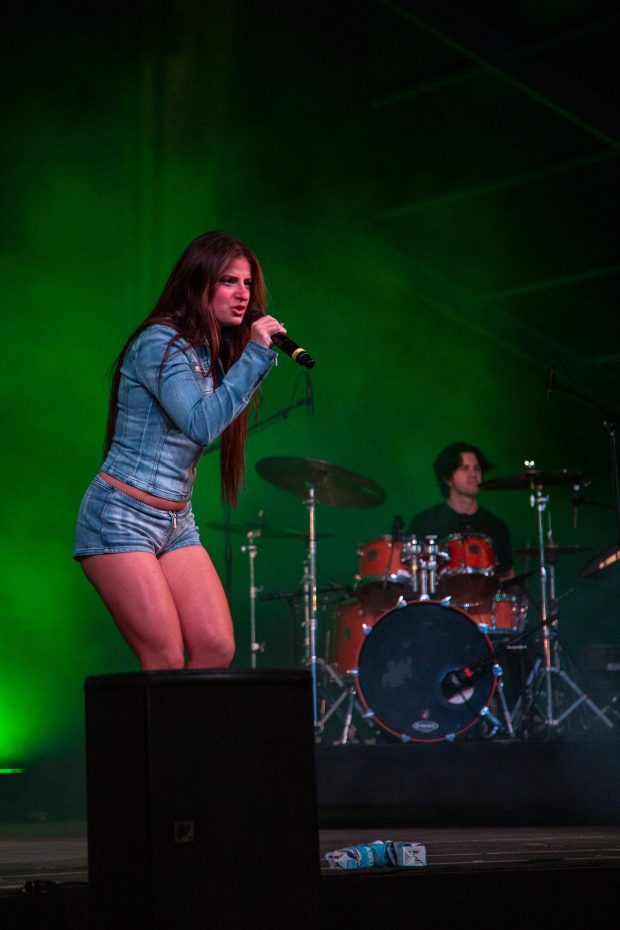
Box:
[407,441,516,586]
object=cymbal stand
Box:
[303,484,320,725]
[516,468,613,734]
[240,529,263,669]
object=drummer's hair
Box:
[433,442,493,497]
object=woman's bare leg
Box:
[80,552,186,670]
[158,545,235,668]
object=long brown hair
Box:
[105,232,267,506]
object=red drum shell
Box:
[330,600,383,676]
[436,533,499,605]
[355,536,415,609]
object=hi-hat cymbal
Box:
[515,544,590,560]
[255,456,387,508]
[480,469,584,491]
[204,521,333,540]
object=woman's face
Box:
[210,257,253,327]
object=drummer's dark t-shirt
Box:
[406,503,513,575]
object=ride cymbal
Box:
[480,469,584,490]
[255,456,387,508]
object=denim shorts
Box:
[73,474,201,559]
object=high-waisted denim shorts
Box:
[73,474,201,559]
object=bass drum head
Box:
[356,600,496,743]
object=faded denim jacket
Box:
[101,324,276,501]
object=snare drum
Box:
[436,533,499,606]
[465,593,528,636]
[355,536,416,609]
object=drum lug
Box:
[350,667,359,677]
[445,732,456,742]
[400,734,411,743]
[492,663,503,677]
[362,708,375,720]
[478,622,490,633]
[396,596,407,609]
[362,623,373,635]
[439,597,452,607]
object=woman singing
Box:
[74,232,285,671]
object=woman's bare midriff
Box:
[99,472,189,512]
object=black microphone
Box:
[546,355,556,400]
[272,331,315,368]
[305,373,314,414]
[247,309,315,368]
[442,666,476,698]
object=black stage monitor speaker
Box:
[84,669,320,930]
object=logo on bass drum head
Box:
[411,720,439,733]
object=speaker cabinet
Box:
[84,669,320,930]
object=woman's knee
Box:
[137,642,186,671]
[189,629,235,668]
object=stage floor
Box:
[2,736,620,927]
[1,821,620,928]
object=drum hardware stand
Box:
[513,465,613,734]
[481,664,516,738]
[301,483,321,726]
[417,535,439,599]
[313,661,377,744]
[240,529,264,669]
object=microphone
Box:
[247,309,315,368]
[442,666,476,698]
[272,331,315,368]
[305,373,314,414]
[546,355,556,401]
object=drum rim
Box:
[357,535,413,549]
[441,532,494,543]
[439,566,497,577]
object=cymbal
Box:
[255,456,387,508]
[204,521,333,540]
[515,544,590,560]
[480,469,584,491]
[579,542,620,577]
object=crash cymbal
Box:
[480,469,584,491]
[579,542,620,577]
[255,456,387,508]
[204,521,333,540]
[515,544,590,560]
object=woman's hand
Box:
[250,314,286,348]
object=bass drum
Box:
[356,600,496,743]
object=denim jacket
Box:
[101,324,276,501]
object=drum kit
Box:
[212,456,616,744]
